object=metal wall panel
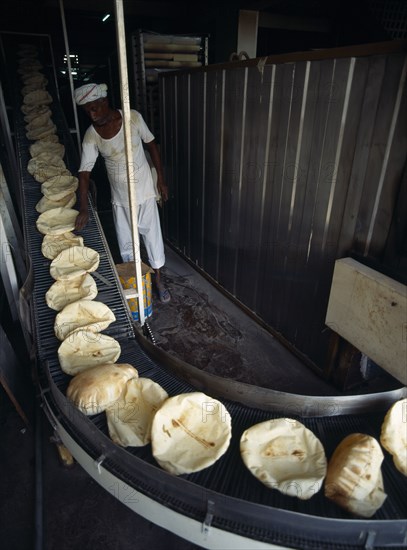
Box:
[160,46,407,373]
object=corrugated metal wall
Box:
[159,44,407,373]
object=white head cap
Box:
[74,83,108,105]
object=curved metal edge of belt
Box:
[39,373,407,550]
[133,324,407,417]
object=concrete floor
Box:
[150,246,340,395]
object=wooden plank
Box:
[325,257,407,384]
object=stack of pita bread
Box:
[16,44,132,422]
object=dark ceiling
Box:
[1,0,404,69]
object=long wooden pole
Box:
[113,0,145,325]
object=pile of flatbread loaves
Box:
[21,44,406,514]
[20,43,233,476]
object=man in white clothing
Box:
[74,82,171,303]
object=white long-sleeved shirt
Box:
[79,109,155,206]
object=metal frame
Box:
[114,0,146,326]
[43,400,287,550]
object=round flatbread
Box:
[23,89,52,106]
[50,245,99,281]
[28,156,68,183]
[41,175,78,200]
[54,299,116,341]
[380,398,407,476]
[36,192,76,214]
[36,207,78,235]
[324,433,387,518]
[21,73,47,86]
[35,134,60,144]
[21,82,47,95]
[67,363,139,416]
[26,123,57,141]
[151,392,232,475]
[18,58,42,69]
[29,140,65,159]
[240,418,327,500]
[58,329,121,375]
[18,63,43,76]
[45,273,98,311]
[24,106,52,124]
[106,377,168,447]
[25,111,53,131]
[30,151,63,164]
[41,232,84,260]
[21,102,43,115]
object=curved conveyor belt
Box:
[11,43,407,550]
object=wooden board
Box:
[326,257,407,384]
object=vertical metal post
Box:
[113,0,145,326]
[59,0,82,155]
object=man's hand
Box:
[157,177,169,202]
[75,209,89,231]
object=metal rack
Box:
[131,29,208,142]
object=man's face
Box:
[82,97,110,125]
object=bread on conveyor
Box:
[21,73,48,87]
[46,273,98,312]
[35,133,60,143]
[58,329,121,375]
[41,232,84,260]
[324,433,387,517]
[50,245,99,281]
[26,123,57,141]
[22,89,52,105]
[66,363,138,416]
[25,112,53,131]
[41,175,78,200]
[240,418,327,500]
[151,392,232,475]
[28,156,69,183]
[106,377,168,447]
[24,106,52,124]
[29,151,62,163]
[18,59,43,72]
[380,398,407,476]
[29,140,65,159]
[54,299,116,341]
[21,81,47,95]
[36,207,78,235]
[36,192,76,214]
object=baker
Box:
[73,82,171,303]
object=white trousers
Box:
[112,198,165,269]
